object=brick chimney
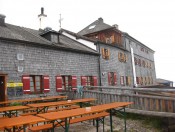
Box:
[0,14,6,26]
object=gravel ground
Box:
[55,115,163,132]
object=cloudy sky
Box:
[0,0,175,84]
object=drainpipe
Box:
[96,42,102,86]
[130,43,137,87]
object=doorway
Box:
[0,74,7,102]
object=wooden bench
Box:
[20,105,80,116]
[29,111,109,132]
[48,105,80,112]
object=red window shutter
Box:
[22,75,30,94]
[92,76,98,86]
[81,76,87,86]
[114,72,117,85]
[120,76,124,85]
[108,72,111,85]
[43,75,50,93]
[71,76,77,91]
[56,76,63,92]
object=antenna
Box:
[59,14,63,29]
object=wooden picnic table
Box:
[0,105,29,118]
[0,95,67,107]
[37,102,133,132]
[27,98,96,114]
[0,115,45,132]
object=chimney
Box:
[98,17,103,22]
[38,7,47,29]
[0,14,6,26]
[112,24,118,29]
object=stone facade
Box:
[0,39,99,99]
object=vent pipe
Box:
[0,14,6,26]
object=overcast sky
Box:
[0,0,175,84]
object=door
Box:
[0,74,7,102]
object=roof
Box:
[0,23,98,55]
[60,28,97,43]
[122,32,155,53]
[0,23,52,45]
[156,78,173,84]
[78,17,112,35]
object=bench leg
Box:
[96,119,99,132]
[102,117,105,132]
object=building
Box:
[156,78,173,87]
[0,14,157,101]
[0,14,99,101]
[62,17,156,87]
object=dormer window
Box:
[51,34,58,43]
[89,25,96,29]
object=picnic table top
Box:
[0,105,29,112]
[37,102,133,120]
[0,115,45,129]
[27,98,96,108]
[0,95,67,105]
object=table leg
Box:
[109,109,113,132]
[23,125,27,132]
[51,121,55,132]
[13,126,15,132]
[80,102,82,108]
[65,118,70,132]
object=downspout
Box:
[130,43,137,87]
[97,42,102,86]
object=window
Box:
[51,34,58,43]
[138,59,141,66]
[108,72,117,86]
[22,75,50,94]
[126,76,131,86]
[62,75,72,91]
[140,77,143,85]
[101,48,110,60]
[56,75,77,92]
[106,35,114,44]
[118,52,127,63]
[81,76,97,86]
[120,76,125,86]
[136,77,140,84]
[141,47,144,52]
[145,77,147,85]
[142,60,145,67]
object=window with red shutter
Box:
[81,76,87,86]
[56,75,63,92]
[114,72,117,85]
[92,76,98,86]
[108,72,117,86]
[22,75,30,94]
[71,76,77,91]
[120,76,125,86]
[43,75,50,93]
[108,72,112,85]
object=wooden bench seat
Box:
[20,105,80,116]
[29,111,109,132]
